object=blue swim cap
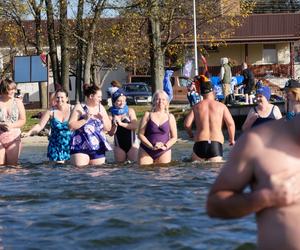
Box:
[256,86,271,101]
[112,89,126,103]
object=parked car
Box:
[122,82,152,105]
[128,74,189,103]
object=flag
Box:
[40,52,47,67]
[163,70,174,101]
[200,53,208,72]
[183,60,193,78]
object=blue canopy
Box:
[210,76,244,100]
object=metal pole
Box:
[193,0,198,76]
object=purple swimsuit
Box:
[140,118,170,160]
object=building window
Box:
[262,44,277,64]
[294,43,300,64]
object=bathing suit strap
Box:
[50,108,56,119]
[271,105,275,113]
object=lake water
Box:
[0,141,256,250]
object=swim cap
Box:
[256,86,271,101]
[112,89,126,103]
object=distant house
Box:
[189,13,300,88]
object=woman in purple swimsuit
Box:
[69,84,111,167]
[138,90,177,165]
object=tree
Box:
[45,0,61,89]
[74,0,84,102]
[114,0,254,91]
[83,0,107,86]
[59,0,70,91]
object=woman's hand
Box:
[113,116,122,126]
[154,142,167,150]
[0,122,9,132]
[249,112,259,122]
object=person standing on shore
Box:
[107,80,122,107]
[241,62,255,103]
[207,114,300,250]
[184,81,235,162]
[22,89,72,163]
[69,84,111,167]
[219,57,232,104]
[138,90,177,165]
[0,79,26,165]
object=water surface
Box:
[0,143,256,249]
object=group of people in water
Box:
[1,74,300,248]
[0,76,299,168]
[0,79,179,167]
[0,76,299,169]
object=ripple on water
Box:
[0,162,256,249]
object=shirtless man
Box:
[184,81,235,162]
[207,115,300,249]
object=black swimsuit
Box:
[193,141,223,159]
[252,106,276,128]
[114,117,136,153]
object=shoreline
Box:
[21,129,193,146]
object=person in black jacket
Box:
[241,62,255,103]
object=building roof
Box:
[0,13,299,49]
[226,13,300,43]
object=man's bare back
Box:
[192,98,233,143]
[207,116,300,249]
[184,90,235,161]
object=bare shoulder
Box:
[15,98,25,107]
[128,107,136,115]
[238,129,264,150]
[218,101,228,110]
[254,118,285,143]
[169,113,175,120]
[73,103,83,110]
[143,111,150,118]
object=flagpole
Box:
[193,0,198,76]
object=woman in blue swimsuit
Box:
[69,84,111,167]
[108,89,138,163]
[138,90,177,165]
[23,89,72,163]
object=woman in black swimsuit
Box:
[242,86,282,131]
[108,89,139,163]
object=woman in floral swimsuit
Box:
[69,84,111,167]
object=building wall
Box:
[16,66,128,103]
[206,44,244,65]
[206,42,290,66]
[248,44,263,64]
